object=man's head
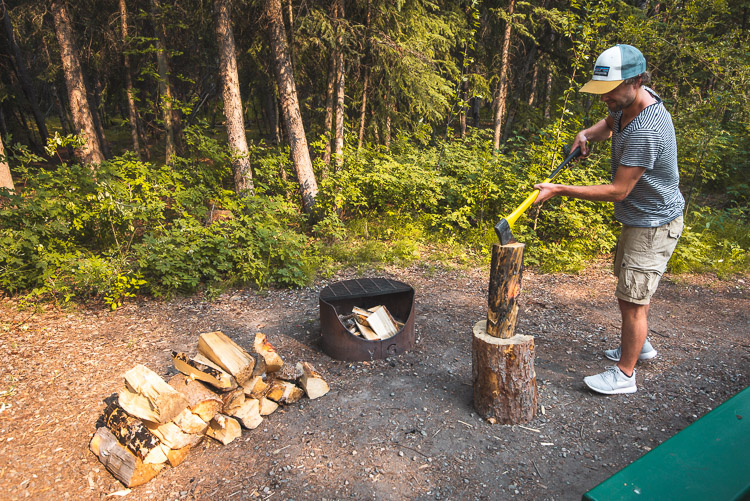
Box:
[580,44,648,94]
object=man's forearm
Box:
[545,183,628,203]
[581,118,612,143]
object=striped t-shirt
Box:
[610,87,684,227]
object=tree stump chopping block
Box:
[472,320,537,424]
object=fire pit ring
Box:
[319,278,416,361]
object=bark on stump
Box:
[472,320,537,424]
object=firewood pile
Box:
[338,305,404,341]
[89,331,329,488]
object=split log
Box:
[90,427,165,488]
[259,397,278,416]
[486,242,525,338]
[297,362,330,400]
[101,402,168,464]
[172,408,208,435]
[118,365,188,423]
[198,331,256,385]
[242,376,269,400]
[354,318,379,340]
[145,421,203,450]
[206,413,241,445]
[230,398,263,429]
[365,305,398,339]
[275,363,302,383]
[472,320,537,424]
[172,351,237,390]
[167,374,223,423]
[221,388,246,415]
[249,352,267,377]
[265,380,304,404]
[253,333,284,373]
[167,445,191,467]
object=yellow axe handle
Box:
[503,175,553,227]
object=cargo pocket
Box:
[617,268,660,304]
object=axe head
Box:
[494,219,517,245]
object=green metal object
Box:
[583,385,750,501]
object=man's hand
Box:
[534,182,557,204]
[571,130,590,158]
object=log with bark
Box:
[172,351,237,390]
[167,374,223,423]
[144,420,203,450]
[265,379,304,404]
[101,402,169,464]
[90,427,165,488]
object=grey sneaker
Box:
[584,366,637,394]
[604,338,657,362]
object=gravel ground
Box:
[1,261,748,500]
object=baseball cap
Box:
[580,44,647,94]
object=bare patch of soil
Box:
[1,262,748,500]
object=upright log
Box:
[473,241,536,424]
[486,242,525,338]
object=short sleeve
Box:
[620,128,661,170]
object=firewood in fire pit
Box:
[172,351,237,391]
[198,331,257,386]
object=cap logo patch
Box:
[593,66,610,77]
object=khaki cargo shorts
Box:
[613,216,683,305]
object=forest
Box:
[0,0,747,307]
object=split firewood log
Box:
[172,351,237,391]
[198,331,256,385]
[242,376,269,400]
[275,363,302,383]
[249,352,266,377]
[90,427,165,488]
[354,318,380,340]
[171,408,208,435]
[253,333,284,373]
[167,445,191,467]
[296,362,330,400]
[265,379,304,404]
[118,365,189,424]
[365,305,399,340]
[229,398,263,429]
[206,413,241,445]
[145,421,203,450]
[167,374,223,423]
[221,388,246,415]
[259,397,279,416]
[101,402,169,464]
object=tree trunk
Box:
[332,0,345,170]
[528,61,539,107]
[119,0,142,158]
[265,0,318,213]
[0,134,15,194]
[149,0,181,164]
[357,68,369,149]
[492,0,515,151]
[214,0,255,195]
[2,0,48,144]
[92,75,112,157]
[543,57,552,120]
[459,78,468,138]
[502,43,537,144]
[50,0,105,166]
[322,54,335,166]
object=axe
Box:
[494,146,582,245]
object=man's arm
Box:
[572,117,614,157]
[534,164,646,204]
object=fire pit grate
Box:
[319,278,416,361]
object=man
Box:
[534,44,684,395]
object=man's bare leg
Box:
[616,298,649,377]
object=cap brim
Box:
[580,79,623,94]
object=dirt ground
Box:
[1,261,749,501]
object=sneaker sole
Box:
[604,350,658,362]
[584,382,638,395]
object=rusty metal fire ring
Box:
[319,278,416,361]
